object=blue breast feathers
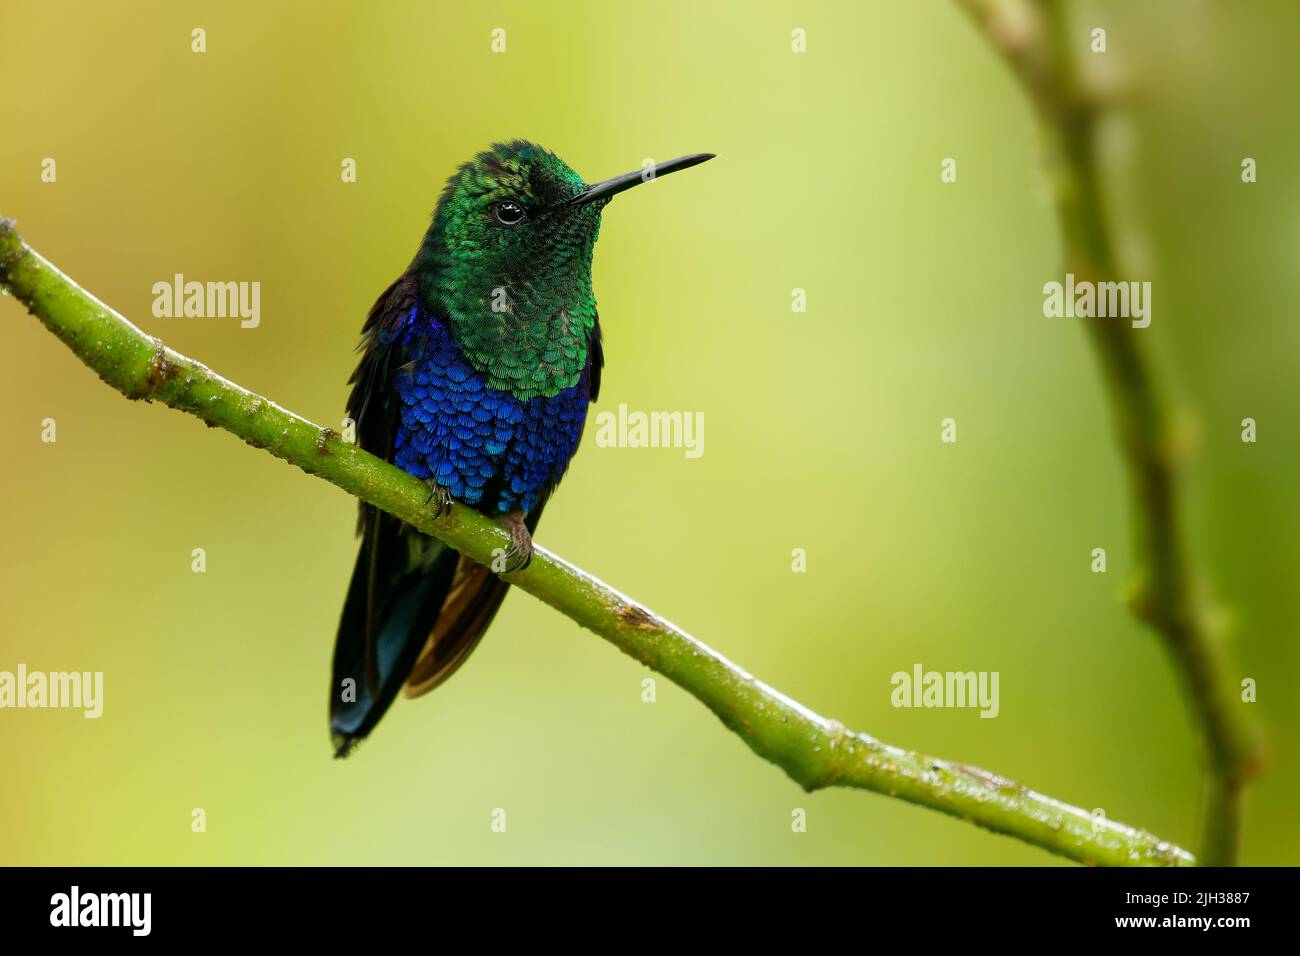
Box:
[391,307,591,514]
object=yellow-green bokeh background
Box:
[2,0,1296,865]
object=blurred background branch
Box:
[1,217,1193,866]
[954,0,1264,865]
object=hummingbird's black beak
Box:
[567,153,715,208]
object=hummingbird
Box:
[331,141,714,756]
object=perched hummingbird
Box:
[331,141,714,756]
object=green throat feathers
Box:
[412,141,603,400]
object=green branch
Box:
[0,217,1192,866]
[953,0,1262,865]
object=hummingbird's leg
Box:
[498,510,533,572]
[423,480,454,519]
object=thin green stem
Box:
[953,0,1262,865]
[1,217,1193,866]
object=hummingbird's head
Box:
[413,140,713,399]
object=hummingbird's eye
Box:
[493,200,527,226]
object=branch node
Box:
[0,217,29,280]
[803,719,853,792]
[618,602,659,631]
[129,340,170,401]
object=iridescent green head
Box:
[413,141,714,399]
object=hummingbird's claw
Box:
[424,480,453,519]
[500,510,533,572]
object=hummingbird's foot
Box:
[424,480,454,519]
[499,510,533,572]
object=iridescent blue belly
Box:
[391,308,591,514]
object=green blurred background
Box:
[1,0,1295,865]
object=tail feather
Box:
[330,511,458,757]
[402,501,548,698]
[330,501,547,756]
[403,559,510,698]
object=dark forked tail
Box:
[330,510,457,756]
[329,507,522,757]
